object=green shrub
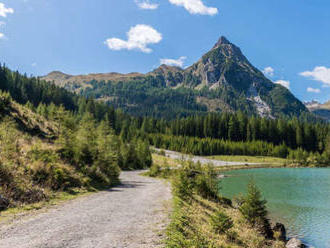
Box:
[29,161,82,190]
[210,210,233,234]
[194,163,219,200]
[0,90,11,112]
[0,162,13,186]
[239,180,273,238]
[148,164,161,177]
[27,145,59,163]
[172,168,194,200]
[239,181,268,226]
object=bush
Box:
[172,161,221,201]
[239,180,273,238]
[172,167,194,200]
[29,161,82,190]
[210,210,233,234]
[148,164,161,177]
[194,163,220,200]
[239,181,268,225]
[0,90,11,112]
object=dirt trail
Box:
[0,171,171,248]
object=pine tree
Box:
[239,180,268,226]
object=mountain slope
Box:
[305,100,330,121]
[42,37,308,119]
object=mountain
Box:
[42,36,308,119]
[305,100,330,121]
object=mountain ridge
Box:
[305,100,330,121]
[42,36,309,119]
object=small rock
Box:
[0,194,9,211]
[273,222,286,241]
[286,238,306,248]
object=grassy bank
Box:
[207,155,287,164]
[147,158,286,248]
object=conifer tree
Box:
[239,180,268,226]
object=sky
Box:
[1,0,330,103]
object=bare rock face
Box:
[286,238,306,248]
[273,223,286,241]
[0,194,9,210]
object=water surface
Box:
[220,168,330,248]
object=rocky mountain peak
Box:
[213,36,231,48]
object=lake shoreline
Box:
[220,167,330,248]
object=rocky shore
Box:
[271,222,306,248]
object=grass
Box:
[152,152,289,174]
[208,155,288,164]
[152,154,182,167]
[149,159,286,248]
[166,195,285,248]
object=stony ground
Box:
[0,171,171,248]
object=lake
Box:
[220,168,330,248]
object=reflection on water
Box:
[220,168,330,248]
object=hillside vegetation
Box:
[0,73,151,210]
[148,160,286,248]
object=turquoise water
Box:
[220,168,330,248]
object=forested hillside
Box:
[42,37,309,119]
[0,66,152,209]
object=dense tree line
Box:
[139,112,329,153]
[0,65,77,110]
[148,134,290,158]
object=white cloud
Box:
[0,32,4,39]
[168,0,218,16]
[0,3,14,18]
[300,66,330,86]
[262,66,274,77]
[135,0,159,10]
[105,24,162,53]
[275,80,290,89]
[307,87,321,93]
[160,56,187,67]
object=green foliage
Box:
[149,133,289,158]
[172,161,221,201]
[239,181,268,226]
[148,163,162,177]
[210,211,234,234]
[194,163,220,200]
[239,181,274,238]
[0,119,20,161]
[172,165,194,200]
[146,113,327,154]
[0,90,11,112]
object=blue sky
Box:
[1,0,330,103]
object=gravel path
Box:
[158,149,261,167]
[0,171,171,248]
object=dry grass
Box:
[152,154,181,167]
[167,194,285,248]
[208,155,288,164]
[150,155,286,247]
